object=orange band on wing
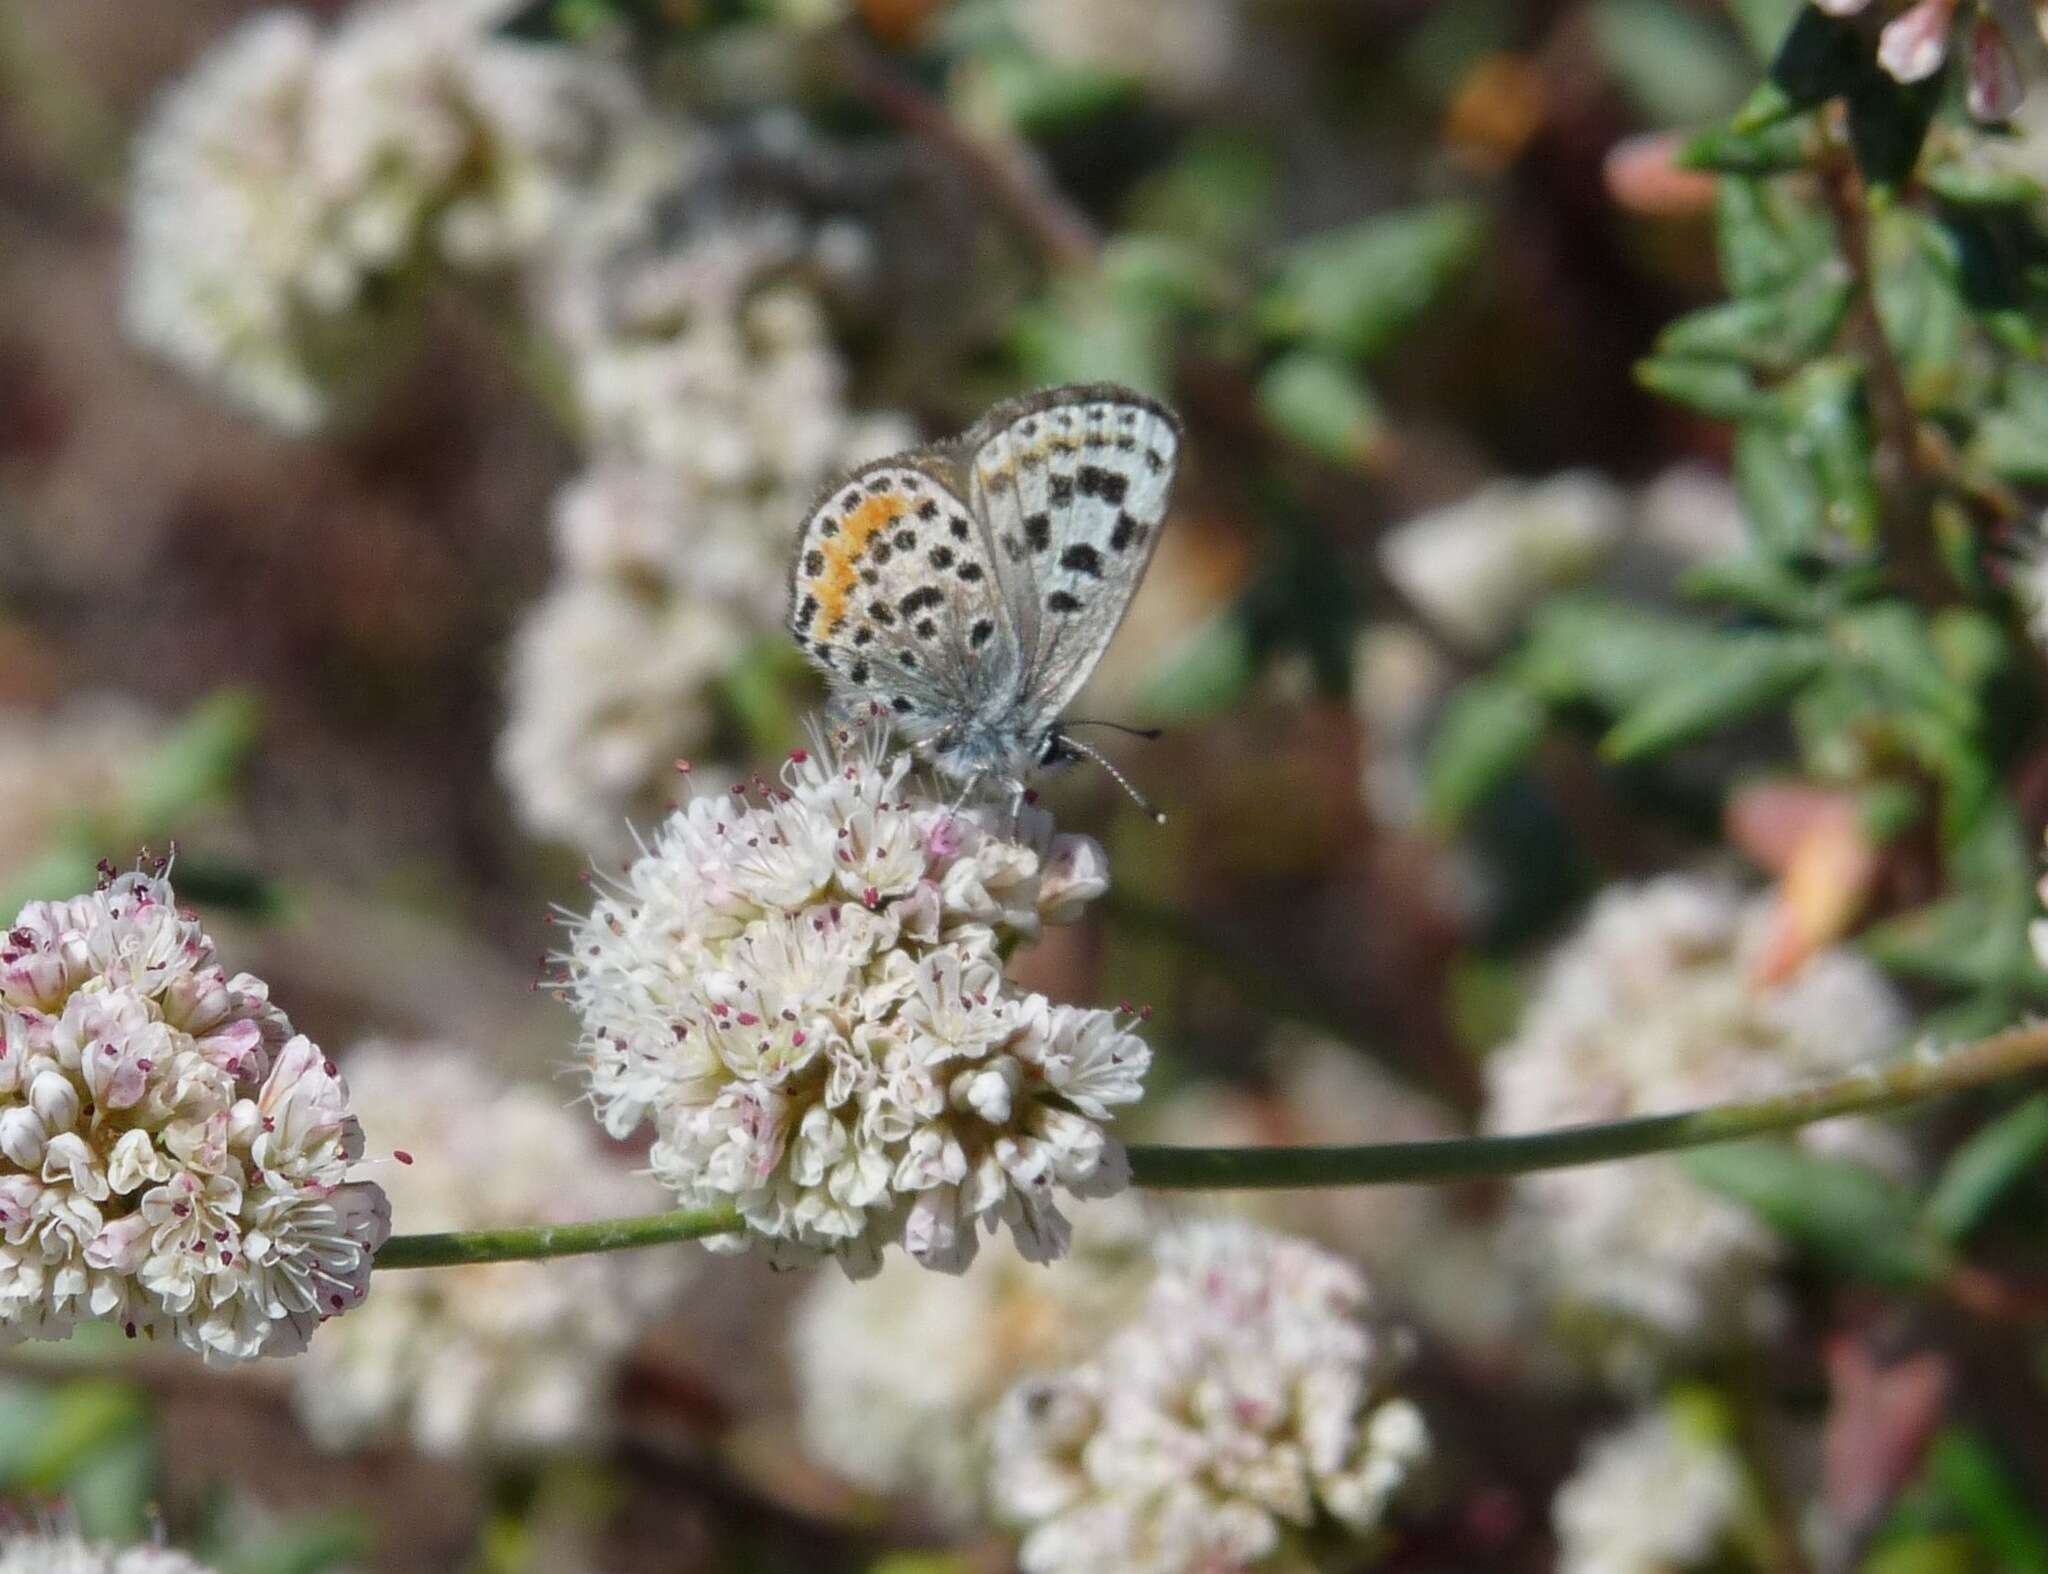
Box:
[812,493,906,639]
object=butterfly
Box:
[787,383,1182,818]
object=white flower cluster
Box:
[293,1042,686,1457]
[501,130,914,857]
[0,871,388,1362]
[791,1196,1152,1520]
[988,1220,1429,1574]
[126,0,636,430]
[1009,0,1242,102]
[1483,876,1909,1381]
[1378,470,1627,652]
[1552,1406,1751,1574]
[0,1532,215,1574]
[561,713,1139,1277]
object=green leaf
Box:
[1258,202,1485,360]
[1766,4,1867,107]
[1422,676,1548,827]
[1136,612,1255,723]
[1874,209,1973,412]
[1779,357,1879,546]
[1847,69,1941,190]
[1733,417,1827,556]
[11,1382,150,1492]
[1684,1142,1947,1287]
[1926,162,2045,209]
[1591,0,1751,125]
[1599,632,1826,761]
[122,688,263,837]
[1678,553,1820,620]
[1517,596,1727,713]
[1861,1535,1988,1574]
[1635,355,1769,419]
[970,51,1135,132]
[1680,114,1816,174]
[65,1430,159,1543]
[1256,351,1386,469]
[1716,176,1835,298]
[1926,1432,2048,1574]
[1923,1093,2048,1242]
[1972,363,2048,483]
[1655,269,1851,374]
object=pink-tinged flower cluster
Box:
[1815,0,2027,120]
[560,711,1142,1278]
[0,871,389,1362]
[987,1220,1430,1574]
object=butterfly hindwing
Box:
[965,385,1182,718]
[787,460,1018,742]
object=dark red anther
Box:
[394,1150,414,1165]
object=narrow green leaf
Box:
[1422,676,1547,827]
[1678,553,1818,619]
[1923,1093,2048,1242]
[1258,202,1486,359]
[1716,176,1834,298]
[1600,633,1825,761]
[1136,612,1255,723]
[1255,351,1386,469]
[1927,163,2045,209]
[123,688,263,839]
[1734,418,1827,555]
[1518,596,1726,712]
[1927,1432,2048,1574]
[1767,4,1867,106]
[1781,358,1879,546]
[1591,0,1751,125]
[1685,1142,1946,1287]
[1635,355,1769,419]
[1847,71,1941,190]
[1679,115,1816,174]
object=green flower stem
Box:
[375,1206,746,1268]
[373,1021,2048,1269]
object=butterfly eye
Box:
[1036,732,1071,769]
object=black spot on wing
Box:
[958,562,984,584]
[803,550,824,576]
[1047,591,1084,614]
[1110,513,1146,553]
[1024,514,1051,553]
[917,499,939,521]
[949,515,971,542]
[1060,544,1103,578]
[1076,465,1128,506]
[915,619,938,639]
[898,587,944,617]
[928,545,955,569]
[970,618,995,649]
[1049,474,1074,506]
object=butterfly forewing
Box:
[965,387,1182,717]
[787,460,1019,741]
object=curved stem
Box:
[372,1022,2048,1269]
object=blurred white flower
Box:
[1553,1404,1751,1574]
[293,1042,686,1457]
[502,139,915,857]
[497,574,751,858]
[0,697,163,889]
[1351,626,1458,832]
[0,871,388,1362]
[988,1219,1429,1574]
[560,711,1139,1277]
[126,0,636,429]
[1145,1034,1526,1356]
[1011,0,1242,101]
[1483,876,1910,1384]
[0,1531,216,1574]
[791,1195,1152,1520]
[1379,471,1627,650]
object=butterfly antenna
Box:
[1065,720,1165,742]
[1060,734,1167,825]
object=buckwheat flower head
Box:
[1483,875,1910,1383]
[126,0,636,430]
[0,1530,217,1574]
[988,1220,1430,1574]
[791,1195,1151,1520]
[559,711,1137,1277]
[1552,1404,1751,1574]
[1378,471,1626,651]
[0,870,389,1362]
[292,1042,686,1457]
